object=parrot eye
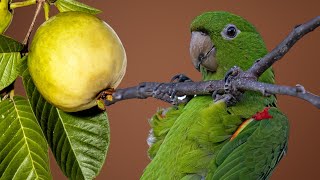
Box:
[221,24,240,40]
[227,26,237,37]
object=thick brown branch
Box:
[101,16,320,109]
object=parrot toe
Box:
[212,66,244,106]
[223,66,242,93]
[168,74,194,105]
[213,93,238,106]
[170,74,193,83]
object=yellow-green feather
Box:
[148,104,185,159]
[142,97,242,179]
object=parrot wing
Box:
[147,103,186,159]
[208,107,289,180]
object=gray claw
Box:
[214,94,237,106]
[168,74,194,105]
[212,66,243,106]
[224,66,241,82]
[171,74,193,83]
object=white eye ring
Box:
[221,24,241,40]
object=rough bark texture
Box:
[101,16,320,109]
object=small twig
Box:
[23,0,45,45]
[101,16,320,109]
[246,16,320,78]
[235,79,320,108]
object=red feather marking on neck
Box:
[252,107,273,121]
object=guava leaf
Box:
[55,0,102,14]
[0,35,23,52]
[17,55,28,76]
[21,60,110,180]
[0,96,51,179]
[0,35,24,91]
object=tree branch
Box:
[103,80,224,106]
[101,16,320,109]
[103,79,320,109]
[247,16,320,78]
[235,79,320,108]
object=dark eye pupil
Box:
[226,26,237,38]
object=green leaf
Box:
[0,35,23,52]
[17,55,28,76]
[0,35,24,91]
[0,96,51,179]
[21,60,110,180]
[55,0,102,14]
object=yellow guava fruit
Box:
[28,11,127,112]
[0,0,13,33]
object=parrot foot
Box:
[213,66,243,106]
[153,74,193,105]
[213,93,239,106]
[170,74,193,83]
[223,66,242,93]
[169,74,193,105]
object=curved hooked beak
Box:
[189,31,217,72]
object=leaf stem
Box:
[43,2,50,20]
[10,0,37,9]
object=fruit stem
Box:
[10,0,37,9]
[23,0,45,45]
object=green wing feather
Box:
[142,93,285,180]
[147,103,186,159]
[208,107,289,180]
[142,96,246,179]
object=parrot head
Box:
[190,11,268,81]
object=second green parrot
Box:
[142,11,289,179]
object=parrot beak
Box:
[189,31,217,72]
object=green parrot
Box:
[141,11,289,179]
[0,0,13,33]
